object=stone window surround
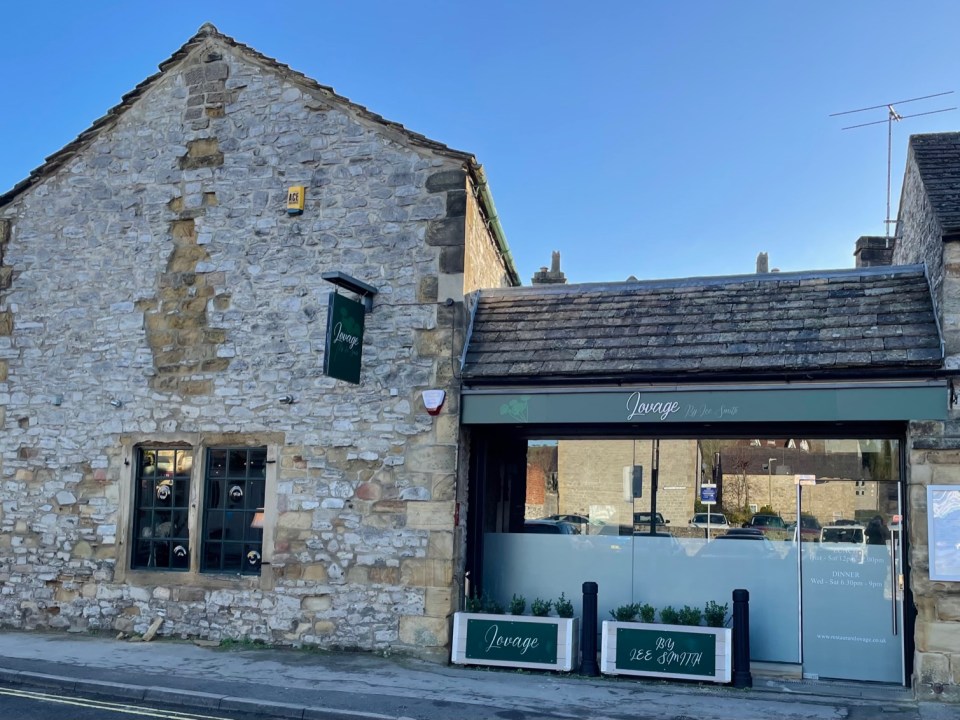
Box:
[115,432,282,591]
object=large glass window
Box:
[478,435,904,681]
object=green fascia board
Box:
[461,382,948,425]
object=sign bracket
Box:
[321,271,379,313]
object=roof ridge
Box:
[0,23,476,207]
[480,264,928,297]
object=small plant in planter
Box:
[530,598,553,617]
[658,605,681,625]
[601,599,734,682]
[704,600,729,628]
[638,603,655,623]
[555,592,574,618]
[481,595,505,614]
[677,605,703,626]
[609,603,641,622]
[509,594,527,615]
[465,594,483,613]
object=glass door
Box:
[798,440,903,683]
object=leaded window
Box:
[131,448,192,570]
[202,447,266,574]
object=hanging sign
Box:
[324,292,365,384]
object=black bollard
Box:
[732,588,752,688]
[580,581,600,676]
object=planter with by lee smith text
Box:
[601,621,732,683]
[451,612,579,671]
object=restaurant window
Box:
[202,447,267,575]
[130,445,267,575]
[131,448,192,571]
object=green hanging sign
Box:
[324,292,365,384]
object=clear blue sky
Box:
[2,1,958,283]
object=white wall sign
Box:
[928,485,960,582]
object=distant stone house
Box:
[0,23,517,657]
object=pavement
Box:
[0,630,955,720]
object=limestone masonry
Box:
[0,24,514,657]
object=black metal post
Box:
[649,440,659,534]
[580,581,600,676]
[732,588,752,688]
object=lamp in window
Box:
[250,509,265,529]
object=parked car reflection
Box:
[695,528,779,558]
[595,524,684,554]
[523,519,580,534]
[817,523,867,563]
[689,512,728,529]
[542,513,608,534]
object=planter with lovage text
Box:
[601,621,732,683]
[451,612,579,672]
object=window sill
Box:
[122,568,272,591]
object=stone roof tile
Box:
[909,133,960,233]
[462,265,943,383]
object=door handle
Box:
[890,532,898,636]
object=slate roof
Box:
[461,265,943,384]
[910,133,960,234]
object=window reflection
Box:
[516,438,899,539]
[481,435,902,666]
[131,447,191,571]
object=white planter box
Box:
[601,620,732,683]
[451,612,579,671]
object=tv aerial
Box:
[831,91,956,238]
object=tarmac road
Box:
[0,687,251,720]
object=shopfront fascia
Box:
[461,379,948,427]
[461,378,947,686]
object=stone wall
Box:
[905,422,960,701]
[556,439,698,526]
[0,34,508,658]
[894,147,944,317]
[464,177,513,294]
[892,137,960,701]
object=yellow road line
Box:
[0,687,235,720]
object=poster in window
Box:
[928,485,960,582]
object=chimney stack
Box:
[756,252,769,274]
[854,236,895,267]
[532,251,567,284]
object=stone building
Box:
[455,133,960,699]
[891,132,960,701]
[460,264,950,692]
[0,24,517,657]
